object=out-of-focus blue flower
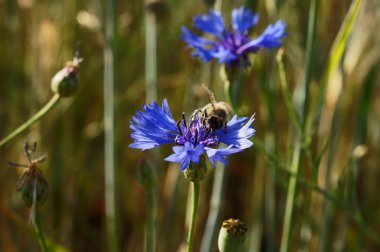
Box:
[129,99,255,171]
[181,6,287,65]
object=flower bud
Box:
[218,218,247,252]
[18,166,48,208]
[145,0,169,22]
[183,158,207,183]
[51,56,82,97]
[137,156,157,191]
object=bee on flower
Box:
[129,98,255,172]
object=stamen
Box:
[175,136,185,145]
[176,120,183,136]
[195,129,198,144]
[181,113,187,127]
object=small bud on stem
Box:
[51,47,83,97]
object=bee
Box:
[192,84,232,132]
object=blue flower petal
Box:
[205,145,241,167]
[232,7,259,35]
[238,20,287,54]
[216,115,255,149]
[192,47,214,62]
[182,7,286,65]
[165,142,205,171]
[193,10,225,37]
[165,145,189,171]
[210,45,238,64]
[129,99,179,150]
[181,26,214,47]
[181,27,215,62]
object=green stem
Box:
[276,50,302,131]
[220,66,245,113]
[34,210,48,252]
[146,188,155,252]
[254,138,380,245]
[145,10,157,104]
[0,94,61,148]
[279,0,318,251]
[200,162,226,252]
[187,181,200,252]
[104,0,118,251]
[145,5,158,252]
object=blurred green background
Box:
[0,0,380,251]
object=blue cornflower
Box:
[129,99,255,171]
[181,6,287,65]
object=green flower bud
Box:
[218,218,247,252]
[51,57,82,97]
[183,157,207,183]
[137,157,157,191]
[145,0,169,21]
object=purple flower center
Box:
[221,31,248,52]
[175,113,219,147]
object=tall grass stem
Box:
[276,50,302,131]
[144,8,158,252]
[145,11,157,103]
[279,0,318,251]
[104,0,118,250]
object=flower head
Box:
[129,99,255,171]
[7,141,48,224]
[181,6,287,65]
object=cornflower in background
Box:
[129,99,255,172]
[181,6,287,65]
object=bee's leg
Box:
[202,116,206,125]
[205,127,211,136]
[224,122,227,133]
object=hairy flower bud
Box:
[18,166,48,207]
[218,218,247,252]
[8,141,49,208]
[183,158,207,183]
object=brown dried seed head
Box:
[222,219,248,236]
